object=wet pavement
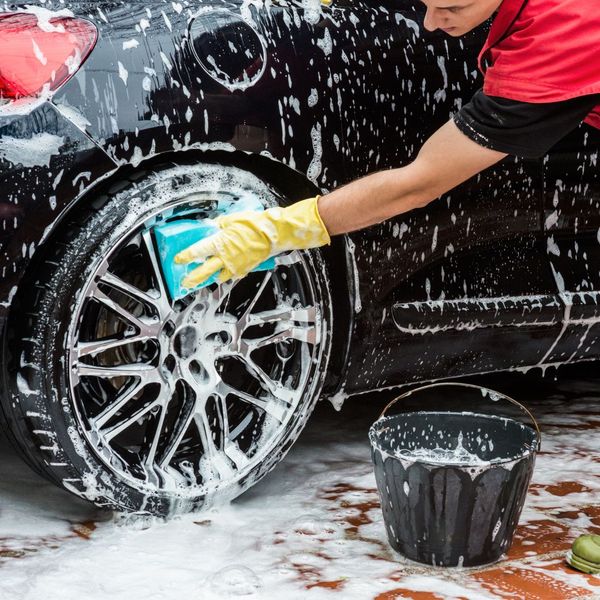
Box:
[0,364,599,599]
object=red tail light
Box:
[0,13,97,101]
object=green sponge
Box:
[566,534,600,575]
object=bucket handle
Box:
[379,382,541,450]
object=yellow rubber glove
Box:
[175,196,331,288]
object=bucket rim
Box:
[369,410,539,467]
[377,382,541,451]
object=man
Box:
[176,0,600,286]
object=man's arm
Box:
[175,119,507,287]
[318,119,507,235]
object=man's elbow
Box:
[394,160,440,211]
[410,189,437,210]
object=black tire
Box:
[0,162,332,515]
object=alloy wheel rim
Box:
[67,194,325,496]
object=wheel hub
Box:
[172,326,198,360]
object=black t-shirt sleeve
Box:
[453,89,600,159]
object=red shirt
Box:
[479,0,600,129]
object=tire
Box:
[1,162,332,516]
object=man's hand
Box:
[174,196,330,288]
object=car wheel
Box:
[1,162,332,515]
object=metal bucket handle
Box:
[379,382,541,450]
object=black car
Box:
[0,0,598,516]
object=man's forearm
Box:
[317,120,508,236]
[317,166,427,235]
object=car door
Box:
[325,0,560,390]
[539,122,600,365]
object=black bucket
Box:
[369,383,540,568]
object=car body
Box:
[1,0,599,514]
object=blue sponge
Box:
[153,201,276,300]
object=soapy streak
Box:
[393,294,561,335]
[393,292,600,337]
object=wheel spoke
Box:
[194,411,235,480]
[92,288,153,334]
[223,440,250,471]
[99,271,166,316]
[217,382,287,422]
[240,271,272,321]
[145,385,178,467]
[216,392,252,471]
[103,397,161,442]
[75,363,157,379]
[244,326,317,353]
[177,362,231,473]
[155,401,195,469]
[215,393,229,444]
[91,378,145,430]
[145,407,165,467]
[76,333,155,358]
[246,305,316,327]
[237,354,295,404]
[194,409,217,456]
